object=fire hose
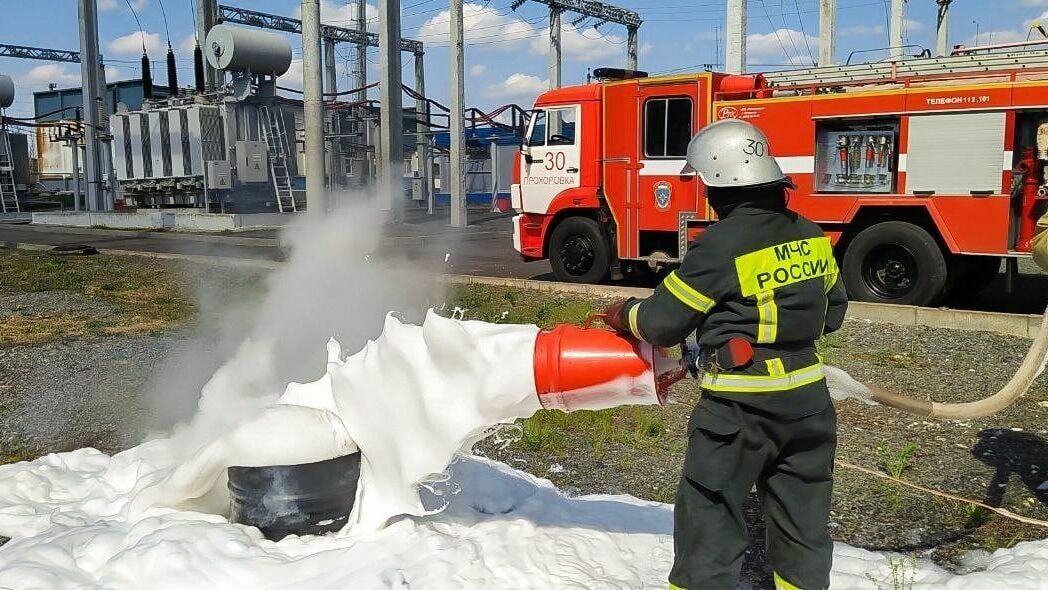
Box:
[857,305,1048,419]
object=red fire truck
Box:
[510,49,1048,306]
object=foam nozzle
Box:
[533,321,678,413]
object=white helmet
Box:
[683,119,791,188]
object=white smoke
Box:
[141,193,437,461]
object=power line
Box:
[791,0,816,65]
[757,0,796,67]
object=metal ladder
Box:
[762,48,1048,88]
[0,129,19,213]
[259,105,299,213]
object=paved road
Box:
[2,218,1045,315]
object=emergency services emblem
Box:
[654,182,672,210]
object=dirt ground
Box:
[1,250,1046,589]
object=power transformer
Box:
[110,104,224,207]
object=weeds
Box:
[877,441,919,479]
[865,554,917,590]
[635,415,665,441]
[962,503,993,528]
[876,441,919,511]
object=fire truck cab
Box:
[511,55,1048,307]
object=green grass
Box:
[445,284,603,328]
[0,249,195,345]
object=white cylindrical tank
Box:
[205,25,293,76]
[0,75,14,109]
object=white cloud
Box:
[904,19,925,32]
[470,64,487,77]
[179,34,198,54]
[967,30,1029,46]
[108,31,162,56]
[104,66,124,82]
[639,42,653,57]
[746,29,818,67]
[485,73,548,101]
[1021,0,1048,5]
[419,3,535,48]
[294,1,379,31]
[99,0,146,10]
[528,26,624,61]
[279,59,304,90]
[844,24,886,36]
[21,64,81,86]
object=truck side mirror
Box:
[521,143,535,164]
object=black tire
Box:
[842,221,948,306]
[549,216,611,284]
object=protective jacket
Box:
[619,197,848,419]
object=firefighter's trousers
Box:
[668,393,837,590]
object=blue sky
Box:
[2,0,1048,118]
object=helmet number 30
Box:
[743,139,767,157]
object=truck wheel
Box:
[842,221,948,306]
[549,216,611,284]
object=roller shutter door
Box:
[906,111,1006,195]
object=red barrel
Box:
[716,74,771,100]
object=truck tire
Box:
[842,221,948,306]
[549,216,611,284]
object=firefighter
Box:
[604,119,849,590]
[1033,208,1048,271]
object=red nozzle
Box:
[534,322,675,412]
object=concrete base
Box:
[31,211,295,232]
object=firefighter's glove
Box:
[602,299,633,335]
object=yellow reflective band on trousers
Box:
[774,571,804,590]
[627,303,642,340]
[667,585,684,590]
[756,290,778,343]
[664,271,716,313]
[735,236,837,298]
[701,362,825,393]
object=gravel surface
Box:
[0,332,179,457]
[0,291,120,319]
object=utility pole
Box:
[450,0,467,228]
[819,0,837,66]
[355,0,369,187]
[302,0,327,215]
[378,0,404,222]
[549,7,563,89]
[196,0,221,90]
[936,0,952,57]
[324,37,337,190]
[889,0,906,60]
[355,0,368,94]
[726,0,747,74]
[626,25,638,70]
[414,52,431,213]
[97,58,116,209]
[77,0,103,211]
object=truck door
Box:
[635,81,704,251]
[519,105,581,214]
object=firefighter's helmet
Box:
[683,119,791,189]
